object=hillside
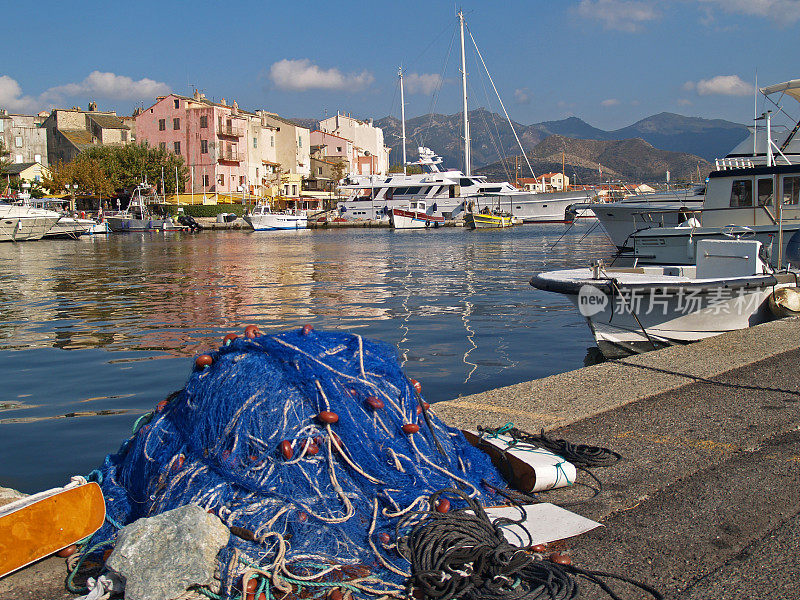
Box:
[371,109,748,170]
[476,135,712,184]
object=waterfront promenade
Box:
[2,318,799,599]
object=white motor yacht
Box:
[0,204,61,242]
[244,204,307,231]
[531,238,798,358]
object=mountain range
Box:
[294,110,750,183]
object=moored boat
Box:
[530,238,798,358]
[390,200,445,229]
[106,184,182,232]
[244,204,307,231]
[0,204,61,242]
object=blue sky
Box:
[3,0,800,130]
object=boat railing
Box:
[631,204,782,228]
[714,157,756,170]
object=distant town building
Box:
[41,104,131,164]
[257,112,311,179]
[3,161,50,184]
[518,172,569,193]
[136,92,282,196]
[318,112,390,175]
[0,111,48,166]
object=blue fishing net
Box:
[87,327,505,598]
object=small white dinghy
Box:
[530,239,799,358]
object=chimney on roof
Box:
[200,93,205,99]
[221,98,227,106]
[193,89,200,100]
[232,100,238,115]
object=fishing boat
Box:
[464,206,514,229]
[106,184,182,233]
[390,199,445,229]
[530,238,799,358]
[0,203,61,242]
[244,204,307,231]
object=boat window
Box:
[757,178,773,206]
[783,176,800,205]
[394,187,408,195]
[729,179,752,207]
[406,186,422,195]
[483,186,502,193]
[460,178,474,187]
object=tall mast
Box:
[399,66,407,175]
[459,10,471,176]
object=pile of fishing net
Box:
[85,326,506,599]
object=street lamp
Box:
[64,184,78,212]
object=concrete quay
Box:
[2,318,799,599]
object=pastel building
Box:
[257,112,311,179]
[136,92,280,196]
[41,105,131,164]
[318,112,390,175]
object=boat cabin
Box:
[702,164,800,228]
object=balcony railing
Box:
[217,124,244,137]
[217,149,242,162]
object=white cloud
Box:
[684,75,754,96]
[696,0,800,24]
[575,0,660,32]
[601,98,620,107]
[677,98,693,106]
[0,72,170,113]
[269,59,374,92]
[404,73,442,95]
[514,88,531,105]
[45,71,170,101]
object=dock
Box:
[2,317,799,598]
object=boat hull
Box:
[390,209,445,229]
[464,212,514,229]
[106,217,179,232]
[244,214,307,231]
[0,215,60,242]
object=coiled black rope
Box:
[398,489,662,600]
[480,425,622,468]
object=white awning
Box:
[760,79,800,102]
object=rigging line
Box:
[471,66,513,183]
[466,24,536,180]
[419,26,457,151]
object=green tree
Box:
[0,140,10,176]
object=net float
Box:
[531,544,547,554]
[244,325,260,339]
[317,411,339,424]
[416,401,430,415]
[302,324,314,335]
[243,577,258,600]
[435,498,450,513]
[365,396,384,410]
[402,423,420,434]
[195,354,213,368]
[103,548,113,562]
[280,440,293,460]
[549,553,571,566]
[409,378,422,394]
[378,532,391,544]
[297,511,308,522]
[328,590,343,600]
[156,400,169,412]
[306,442,319,456]
[56,544,77,558]
[223,333,238,346]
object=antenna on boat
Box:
[399,66,407,175]
[753,69,758,157]
[459,9,471,176]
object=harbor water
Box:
[0,223,615,493]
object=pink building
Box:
[136,92,272,195]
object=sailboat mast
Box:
[459,10,471,176]
[399,67,407,175]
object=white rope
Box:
[368,498,411,577]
